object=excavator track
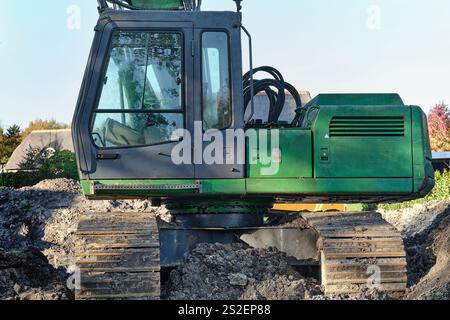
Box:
[300,211,407,296]
[75,212,160,300]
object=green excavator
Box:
[72,0,435,299]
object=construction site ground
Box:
[0,179,448,300]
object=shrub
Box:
[38,150,79,181]
[379,170,450,211]
[0,150,79,188]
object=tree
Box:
[0,125,5,164]
[428,102,450,152]
[0,124,22,164]
[17,146,44,170]
[16,148,78,185]
[39,150,78,180]
[5,124,21,140]
[22,119,69,139]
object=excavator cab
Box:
[73,1,245,181]
[72,0,435,300]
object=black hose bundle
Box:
[243,66,303,126]
[102,0,199,11]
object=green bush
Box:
[0,150,79,188]
[39,150,79,181]
[379,170,450,211]
[361,203,378,211]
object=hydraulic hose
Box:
[243,66,302,126]
[107,0,199,11]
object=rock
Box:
[13,283,21,294]
[242,276,308,300]
[229,273,248,287]
[18,224,29,237]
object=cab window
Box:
[202,32,232,130]
[91,31,184,148]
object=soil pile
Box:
[0,179,157,300]
[381,200,450,300]
[164,243,324,300]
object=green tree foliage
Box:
[1,149,78,188]
[0,125,4,163]
[0,124,22,164]
[17,146,42,170]
[39,150,78,181]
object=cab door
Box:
[73,20,195,180]
[193,25,245,179]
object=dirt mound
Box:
[380,201,449,238]
[0,179,158,300]
[29,179,81,193]
[164,243,324,300]
[164,242,396,301]
[0,248,70,300]
[405,209,450,299]
[381,200,450,299]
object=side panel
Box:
[246,178,413,197]
[247,129,313,179]
[313,105,413,179]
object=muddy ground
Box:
[380,202,450,299]
[0,179,448,300]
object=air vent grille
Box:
[329,116,405,137]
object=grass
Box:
[347,204,363,211]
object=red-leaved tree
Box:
[428,101,450,151]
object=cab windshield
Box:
[91,31,184,148]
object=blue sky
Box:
[1,0,449,129]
